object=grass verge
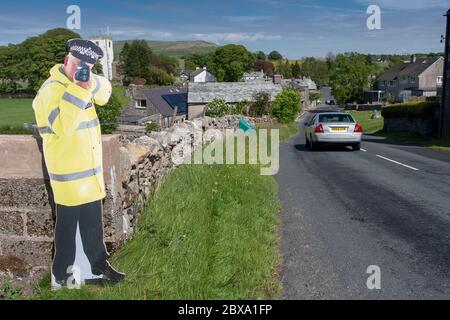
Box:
[348,110,383,134]
[373,131,450,152]
[258,121,300,142]
[32,162,282,300]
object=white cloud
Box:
[191,32,283,43]
[224,15,276,22]
[109,28,173,39]
[353,0,449,10]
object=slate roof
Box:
[378,57,442,81]
[188,82,283,104]
[142,86,188,117]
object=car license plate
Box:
[331,127,347,132]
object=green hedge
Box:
[381,101,440,119]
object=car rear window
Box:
[319,114,355,123]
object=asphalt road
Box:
[277,110,450,299]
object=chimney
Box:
[410,54,417,63]
[196,67,200,70]
[203,66,207,70]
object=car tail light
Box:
[354,124,363,133]
[314,124,324,133]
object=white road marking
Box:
[376,155,419,171]
[361,148,367,152]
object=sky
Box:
[0,0,449,58]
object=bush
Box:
[381,101,440,119]
[233,101,248,115]
[248,92,271,117]
[97,92,122,134]
[205,98,230,117]
[272,88,301,123]
[146,121,160,132]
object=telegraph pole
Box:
[440,9,450,138]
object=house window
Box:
[389,81,395,87]
[135,100,147,109]
[437,76,443,85]
[409,77,416,83]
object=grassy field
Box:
[33,163,282,300]
[0,86,128,134]
[0,99,35,134]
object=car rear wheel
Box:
[352,143,361,151]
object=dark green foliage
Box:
[300,57,330,87]
[381,102,440,119]
[96,93,122,134]
[276,60,292,79]
[118,40,174,86]
[185,44,255,82]
[268,51,283,61]
[330,53,374,104]
[254,51,266,61]
[291,61,301,79]
[146,122,160,132]
[0,28,80,93]
[249,92,272,117]
[272,88,301,123]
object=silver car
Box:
[304,112,363,151]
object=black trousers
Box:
[52,200,108,282]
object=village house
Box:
[281,77,318,109]
[377,55,444,102]
[120,85,188,128]
[187,81,283,118]
[242,70,267,82]
[189,67,216,83]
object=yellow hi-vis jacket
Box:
[32,64,112,206]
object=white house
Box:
[190,67,216,83]
[87,35,114,80]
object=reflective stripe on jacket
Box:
[32,64,112,206]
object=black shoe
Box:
[92,261,126,285]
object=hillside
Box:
[113,40,218,60]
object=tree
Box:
[272,88,301,123]
[329,53,374,104]
[0,28,81,93]
[268,51,283,61]
[118,40,174,85]
[255,60,274,77]
[299,57,330,87]
[96,92,122,134]
[212,44,255,82]
[249,92,272,117]
[291,61,301,79]
[276,60,292,79]
[255,51,266,61]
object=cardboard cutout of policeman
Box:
[32,39,125,290]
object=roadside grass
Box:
[348,110,383,134]
[32,161,282,300]
[257,121,300,142]
[373,131,450,152]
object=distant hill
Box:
[113,40,218,60]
